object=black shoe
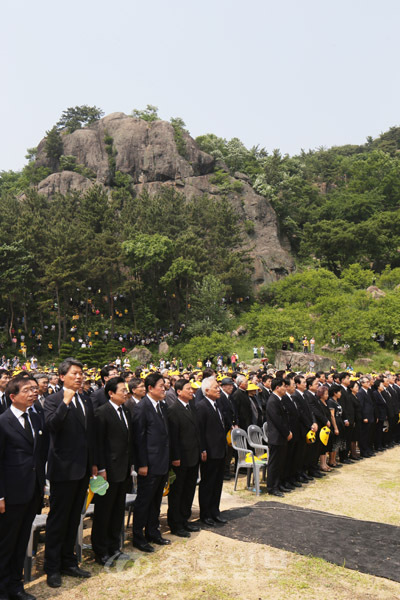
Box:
[111,551,131,560]
[9,592,36,600]
[342,459,352,464]
[146,536,171,546]
[132,540,154,553]
[201,518,216,527]
[298,476,309,483]
[268,489,284,497]
[171,529,191,538]
[303,472,314,481]
[94,554,112,566]
[283,482,296,490]
[279,485,292,492]
[61,566,91,578]
[311,471,323,478]
[223,474,232,480]
[213,516,228,524]
[46,573,62,588]
[289,481,302,488]
[184,523,201,532]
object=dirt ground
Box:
[26,447,400,600]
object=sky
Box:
[1,0,399,171]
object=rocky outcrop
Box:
[128,346,152,365]
[37,171,95,197]
[366,286,386,299]
[158,341,169,355]
[274,350,336,372]
[35,112,295,285]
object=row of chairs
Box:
[231,424,269,496]
[24,477,137,582]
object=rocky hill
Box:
[35,112,294,286]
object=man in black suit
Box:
[281,376,302,490]
[357,376,376,457]
[0,374,46,600]
[197,377,227,526]
[132,372,170,552]
[219,377,238,480]
[0,370,10,415]
[44,358,97,588]
[125,377,146,418]
[293,375,317,482]
[265,378,292,497]
[167,379,201,537]
[91,377,133,565]
[91,365,119,410]
[232,375,254,433]
[338,372,355,462]
[305,376,330,476]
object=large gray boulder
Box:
[158,341,169,355]
[128,346,153,365]
[274,350,336,372]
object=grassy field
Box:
[26,447,400,600]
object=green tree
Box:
[45,126,63,170]
[56,105,104,133]
[132,105,160,122]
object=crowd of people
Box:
[0,357,398,600]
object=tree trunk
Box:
[110,289,115,336]
[55,284,62,352]
[8,299,14,341]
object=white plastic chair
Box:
[247,424,268,482]
[231,428,266,496]
[262,422,268,444]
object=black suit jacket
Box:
[232,388,254,432]
[0,393,10,415]
[95,401,133,483]
[357,388,375,422]
[372,390,388,421]
[196,398,226,460]
[265,393,290,446]
[281,394,300,440]
[44,389,96,481]
[293,390,314,436]
[0,409,46,504]
[132,396,169,476]
[91,387,108,410]
[305,391,330,428]
[168,401,201,467]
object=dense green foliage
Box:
[244,267,400,360]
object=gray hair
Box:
[236,374,247,386]
[201,376,216,395]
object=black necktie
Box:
[74,394,86,427]
[186,404,191,412]
[1,393,6,409]
[118,406,127,428]
[22,413,34,444]
[157,403,163,418]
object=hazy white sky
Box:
[1,0,399,171]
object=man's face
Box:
[134,381,146,398]
[37,378,48,394]
[178,383,193,404]
[148,378,166,402]
[297,378,307,393]
[105,368,118,382]
[0,373,10,392]
[285,379,295,395]
[319,374,326,384]
[164,378,171,390]
[206,380,220,401]
[61,365,83,391]
[10,380,37,411]
[239,379,248,391]
[327,374,334,384]
[342,376,350,387]
[383,377,389,388]
[265,378,272,389]
[361,379,370,389]
[124,373,134,383]
[274,383,286,397]
[221,384,234,395]
[309,379,319,393]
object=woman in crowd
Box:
[327,384,345,468]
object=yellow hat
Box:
[247,382,259,391]
[320,426,331,446]
[306,430,316,444]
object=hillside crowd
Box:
[0,357,398,599]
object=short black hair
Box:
[100,364,118,384]
[271,378,283,391]
[306,376,317,389]
[128,377,144,392]
[58,357,83,376]
[328,383,342,397]
[6,373,35,397]
[338,372,349,383]
[175,378,191,393]
[145,372,164,391]
[105,376,125,399]
[262,374,273,383]
[294,375,305,386]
